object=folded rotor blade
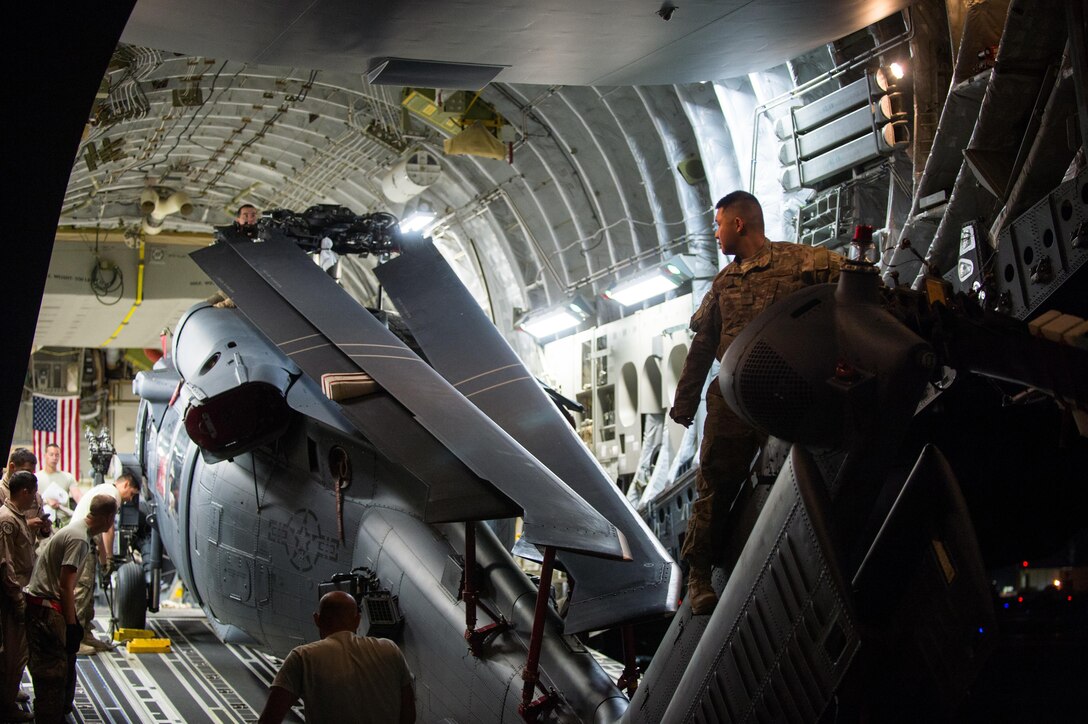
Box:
[192,240,628,561]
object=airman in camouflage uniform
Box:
[0,449,51,542]
[670,191,842,614]
[24,494,117,723]
[1,472,39,721]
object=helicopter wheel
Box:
[116,561,148,630]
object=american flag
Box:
[32,394,80,474]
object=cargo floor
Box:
[14,608,303,723]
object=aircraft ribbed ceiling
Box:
[60,51,722,334]
[52,4,914,350]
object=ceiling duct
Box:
[140,189,193,235]
[380,150,442,204]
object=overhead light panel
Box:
[399,211,436,234]
[517,302,588,340]
[603,258,692,307]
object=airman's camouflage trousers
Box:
[680,382,766,568]
[1,599,28,710]
[25,604,77,723]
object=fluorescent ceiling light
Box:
[399,211,436,234]
[605,275,680,306]
[604,259,692,307]
[517,305,585,339]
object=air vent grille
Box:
[737,340,812,437]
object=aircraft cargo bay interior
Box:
[5,1,1086,722]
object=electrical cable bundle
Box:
[91,258,125,305]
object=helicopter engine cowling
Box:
[173,303,297,462]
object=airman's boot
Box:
[687,564,718,615]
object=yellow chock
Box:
[114,628,155,642]
[127,638,172,654]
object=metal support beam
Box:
[463,521,512,656]
[616,623,640,696]
[463,521,478,641]
[519,546,559,722]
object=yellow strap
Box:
[100,241,145,347]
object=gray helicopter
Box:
[128,205,679,723]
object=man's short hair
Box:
[8,471,37,496]
[45,442,61,452]
[8,448,36,468]
[715,191,764,230]
[89,494,118,519]
[116,471,140,492]
[715,191,762,214]
[236,203,256,217]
